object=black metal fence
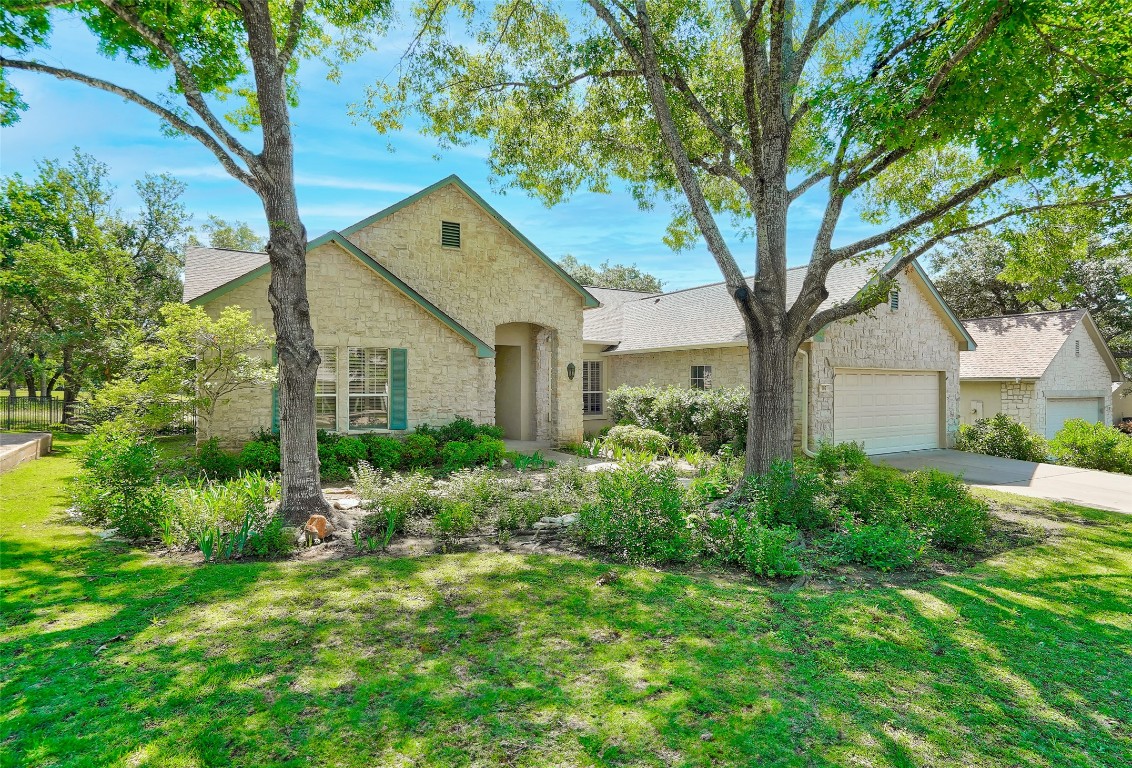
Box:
[3,396,64,431]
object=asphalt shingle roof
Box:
[583,258,882,351]
[182,246,269,303]
[959,309,1086,379]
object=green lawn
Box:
[2,437,1130,767]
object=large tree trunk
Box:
[744,327,796,476]
[242,0,331,523]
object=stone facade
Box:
[199,182,588,447]
[999,381,1038,427]
[590,268,966,449]
[1034,319,1113,433]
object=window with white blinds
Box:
[314,347,337,430]
[582,360,603,415]
[348,347,390,429]
[691,365,712,390]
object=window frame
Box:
[690,365,713,390]
[314,346,338,431]
[582,360,604,416]
[347,347,391,431]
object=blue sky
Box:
[1,14,882,291]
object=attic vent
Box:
[889,288,900,310]
[441,221,461,248]
[1075,339,1080,356]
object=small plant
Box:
[810,441,869,476]
[836,523,926,571]
[957,413,1048,463]
[509,450,555,471]
[703,511,803,577]
[194,438,241,480]
[238,438,281,474]
[606,424,670,454]
[435,500,477,543]
[743,459,834,531]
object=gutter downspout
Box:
[799,348,816,458]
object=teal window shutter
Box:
[271,346,280,434]
[390,348,408,430]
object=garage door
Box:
[1045,398,1102,438]
[834,369,941,454]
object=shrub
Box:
[572,459,695,565]
[905,469,989,548]
[607,384,748,451]
[72,422,171,540]
[332,436,368,466]
[703,511,802,577]
[443,467,512,517]
[245,516,292,557]
[194,438,240,480]
[685,452,743,507]
[401,433,440,469]
[833,463,907,526]
[354,466,441,520]
[168,472,281,554]
[435,501,477,540]
[319,456,351,483]
[957,413,1048,462]
[606,424,670,454]
[238,439,280,474]
[811,441,869,476]
[360,433,403,471]
[836,523,926,571]
[743,459,834,531]
[471,434,506,467]
[355,508,401,550]
[1050,419,1132,475]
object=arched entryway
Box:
[494,322,556,440]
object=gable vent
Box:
[889,288,900,310]
[441,221,461,248]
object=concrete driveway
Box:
[877,449,1132,514]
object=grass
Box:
[1,437,1130,767]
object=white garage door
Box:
[834,369,941,454]
[1045,398,1102,438]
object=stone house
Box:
[581,259,976,455]
[183,176,598,447]
[959,309,1123,438]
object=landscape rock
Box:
[304,514,333,541]
[333,498,361,511]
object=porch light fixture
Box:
[567,362,576,380]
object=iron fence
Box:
[3,396,64,431]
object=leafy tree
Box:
[558,254,663,292]
[933,202,1132,375]
[3,0,394,520]
[188,215,267,252]
[96,304,275,442]
[0,151,180,415]
[377,0,1132,474]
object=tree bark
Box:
[745,310,796,477]
[242,0,331,523]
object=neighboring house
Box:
[581,259,976,455]
[183,176,598,447]
[959,309,1123,438]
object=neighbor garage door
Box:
[1045,398,1102,438]
[833,369,941,454]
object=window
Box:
[582,361,603,415]
[348,347,390,430]
[889,288,900,310]
[441,220,461,248]
[691,365,712,390]
[314,347,337,430]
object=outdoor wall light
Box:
[567,362,576,380]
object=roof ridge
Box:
[963,308,1083,322]
[630,263,815,301]
[185,244,267,256]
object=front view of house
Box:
[183,176,599,448]
[186,176,975,456]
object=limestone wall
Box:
[999,381,1038,429]
[1035,320,1114,433]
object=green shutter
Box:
[271,346,280,434]
[390,348,408,430]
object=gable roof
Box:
[582,286,662,344]
[960,308,1122,381]
[339,175,599,308]
[182,246,269,304]
[186,233,494,359]
[584,256,974,353]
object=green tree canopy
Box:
[188,215,267,252]
[557,254,663,292]
[375,0,1132,472]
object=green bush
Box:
[319,456,351,483]
[194,438,240,480]
[168,472,281,556]
[905,469,989,548]
[703,511,802,577]
[957,413,1048,462]
[606,384,748,451]
[360,433,403,471]
[811,441,870,476]
[245,516,292,558]
[685,452,744,507]
[238,439,280,474]
[435,501,477,540]
[1050,419,1132,474]
[606,424,670,454]
[471,434,506,467]
[572,460,695,565]
[353,465,441,520]
[332,436,368,466]
[72,423,171,540]
[743,459,834,531]
[836,523,926,571]
[402,433,440,469]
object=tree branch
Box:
[278,0,307,68]
[789,0,857,88]
[99,0,258,170]
[0,57,256,188]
